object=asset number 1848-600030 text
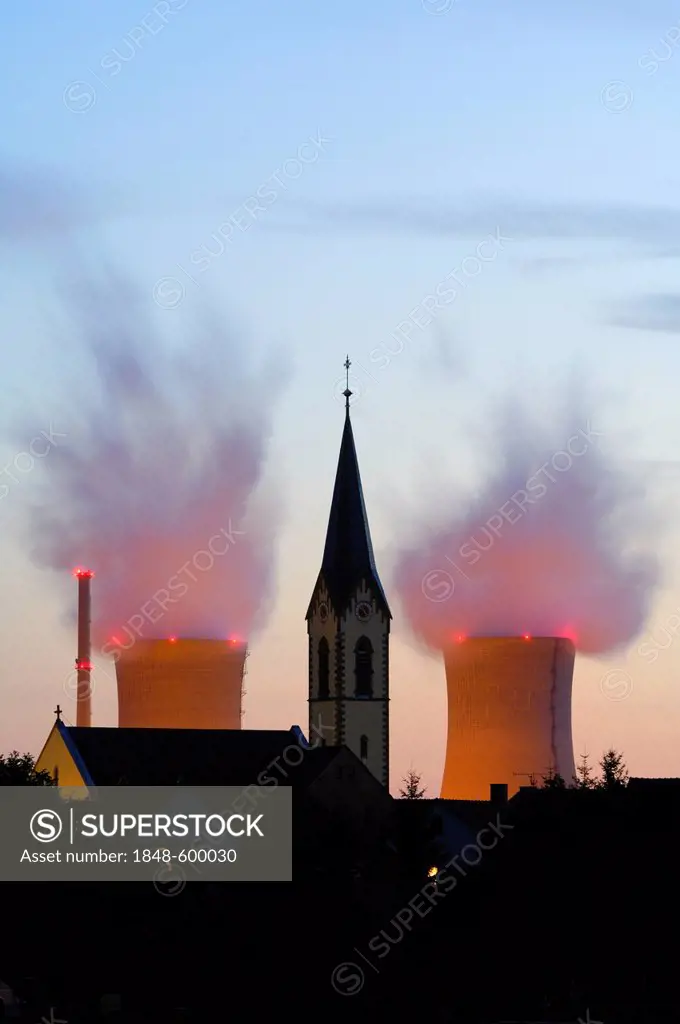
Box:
[133,849,237,863]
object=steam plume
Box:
[0,161,100,240]
[393,386,662,655]
[22,262,286,651]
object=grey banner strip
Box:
[0,787,292,881]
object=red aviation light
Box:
[523,634,531,640]
[75,659,93,670]
[560,626,577,645]
[455,633,466,644]
[168,636,177,643]
[73,567,94,579]
[228,635,241,646]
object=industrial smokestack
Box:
[73,567,94,728]
[441,636,575,800]
[114,638,246,729]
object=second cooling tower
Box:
[441,636,575,800]
[115,638,245,729]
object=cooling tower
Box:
[115,638,246,729]
[441,636,575,800]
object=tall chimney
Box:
[73,568,94,727]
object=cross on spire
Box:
[343,355,352,412]
[54,705,62,721]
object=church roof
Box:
[57,724,335,787]
[307,404,391,618]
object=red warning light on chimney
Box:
[73,567,94,579]
[169,636,177,643]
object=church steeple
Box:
[306,358,391,788]
[307,357,390,621]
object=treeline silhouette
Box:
[1,749,678,1023]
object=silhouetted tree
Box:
[598,748,629,790]
[400,768,426,799]
[572,752,597,789]
[0,751,53,786]
[542,767,566,789]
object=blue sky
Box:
[3,1,680,791]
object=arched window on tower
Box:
[354,636,373,697]
[360,735,368,761]
[318,637,330,698]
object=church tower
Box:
[306,358,391,787]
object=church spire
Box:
[306,358,391,619]
[306,359,391,788]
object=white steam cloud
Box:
[393,387,662,655]
[17,262,287,651]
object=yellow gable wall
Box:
[35,725,87,789]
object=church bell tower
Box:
[306,358,391,787]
